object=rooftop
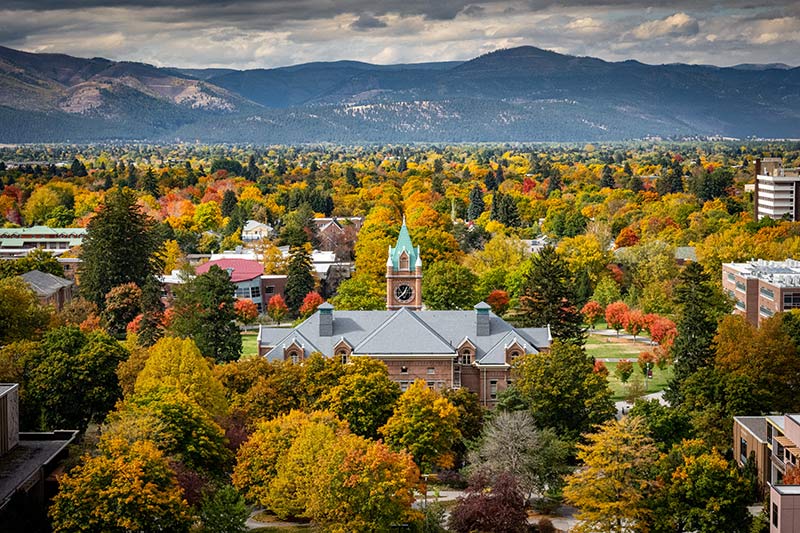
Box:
[734,416,768,443]
[20,270,73,297]
[724,259,800,288]
[0,432,78,505]
[195,258,264,283]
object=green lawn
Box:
[241,332,259,359]
[585,335,645,359]
[604,361,673,401]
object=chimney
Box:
[319,302,334,337]
[475,302,491,336]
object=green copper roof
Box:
[389,219,420,271]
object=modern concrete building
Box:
[257,221,551,406]
[0,384,77,532]
[722,259,800,326]
[754,158,800,221]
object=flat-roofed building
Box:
[754,158,800,221]
[0,226,85,259]
[722,259,800,326]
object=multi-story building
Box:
[754,157,800,221]
[0,226,85,259]
[733,415,800,532]
[722,259,800,326]
[257,220,551,406]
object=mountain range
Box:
[1,44,799,143]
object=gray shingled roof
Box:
[260,306,550,365]
[20,270,72,298]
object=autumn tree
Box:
[380,380,461,471]
[330,274,386,310]
[422,261,479,310]
[624,308,646,340]
[0,277,50,344]
[171,265,242,363]
[514,340,615,441]
[298,291,324,318]
[320,358,400,439]
[267,294,289,324]
[102,282,142,338]
[591,276,622,308]
[49,437,192,533]
[442,387,485,464]
[0,248,62,279]
[80,187,163,308]
[581,301,603,329]
[615,359,634,383]
[605,301,629,335]
[234,298,259,327]
[138,276,166,347]
[449,472,528,533]
[564,416,657,533]
[486,289,510,315]
[515,246,585,344]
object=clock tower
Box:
[386,218,422,310]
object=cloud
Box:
[631,12,700,40]
[350,13,388,31]
[565,16,604,33]
[461,4,485,17]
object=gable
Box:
[354,308,455,355]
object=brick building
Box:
[257,221,550,406]
[722,259,800,326]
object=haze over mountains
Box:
[1,44,799,143]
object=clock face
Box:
[395,284,413,302]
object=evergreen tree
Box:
[546,169,562,196]
[102,173,113,190]
[623,161,634,176]
[246,154,260,181]
[484,170,498,191]
[80,188,162,308]
[285,246,315,316]
[221,190,238,218]
[346,167,359,188]
[70,158,87,177]
[600,165,615,188]
[141,168,158,197]
[170,266,242,363]
[138,276,165,347]
[666,262,721,404]
[467,185,485,221]
[397,157,407,173]
[126,162,137,188]
[515,246,585,344]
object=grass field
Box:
[585,335,645,359]
[604,361,673,401]
[241,332,259,359]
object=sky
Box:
[1,1,799,69]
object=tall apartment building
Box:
[722,259,800,326]
[754,157,800,221]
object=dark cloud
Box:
[461,4,485,17]
[350,13,388,31]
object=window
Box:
[289,351,300,364]
[251,286,261,298]
[338,350,349,365]
[735,281,746,292]
[400,381,409,392]
[773,503,779,528]
[740,437,748,464]
[427,367,435,375]
[399,252,409,270]
[727,273,735,282]
[234,287,250,298]
[785,293,800,310]
[400,366,408,374]
[760,305,775,318]
[489,380,498,400]
[736,300,746,311]
[760,287,775,300]
[265,285,275,294]
[510,350,520,359]
[459,350,472,365]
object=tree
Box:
[198,486,249,533]
[486,289,510,315]
[171,265,242,363]
[345,166,359,188]
[234,299,259,326]
[467,185,485,220]
[298,291,324,318]
[515,246,585,344]
[221,189,238,217]
[267,294,289,324]
[26,327,127,431]
[134,337,228,418]
[468,411,569,501]
[285,246,315,315]
[320,358,400,439]
[49,438,192,533]
[80,187,162,308]
[615,359,634,383]
[600,165,615,188]
[422,261,478,310]
[138,276,166,347]
[0,248,63,279]
[0,277,50,344]
[563,416,657,533]
[581,301,603,329]
[624,309,646,340]
[305,433,420,531]
[449,472,528,533]
[330,274,386,310]
[668,262,724,404]
[380,380,461,471]
[102,282,142,338]
[605,301,629,335]
[442,387,485,463]
[629,399,693,452]
[514,340,615,441]
[592,276,622,308]
[650,439,753,533]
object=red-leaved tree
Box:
[448,472,528,533]
[581,301,603,329]
[648,317,678,347]
[623,309,646,340]
[298,291,324,318]
[267,294,289,325]
[605,301,629,335]
[235,298,259,326]
[486,290,510,315]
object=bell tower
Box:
[386,218,422,310]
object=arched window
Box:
[289,351,300,364]
[338,350,349,365]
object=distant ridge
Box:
[0,44,799,142]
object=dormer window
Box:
[399,251,409,270]
[288,351,300,364]
[459,350,472,365]
[338,349,350,365]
